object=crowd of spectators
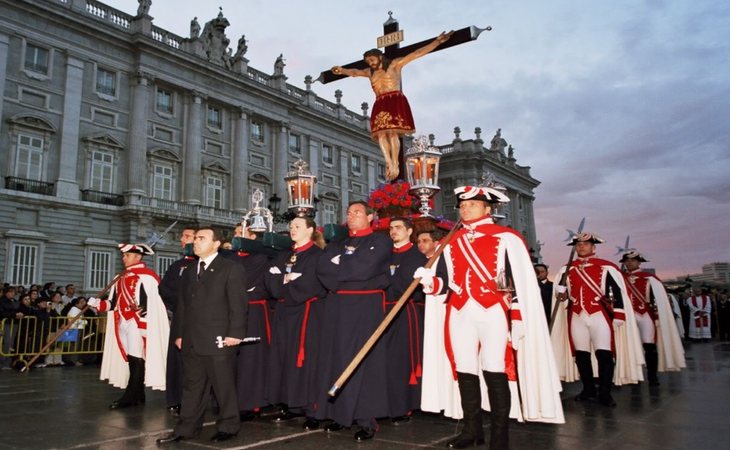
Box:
[0,282,101,370]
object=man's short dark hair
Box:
[534,263,549,272]
[390,217,414,230]
[348,200,374,215]
[197,226,224,243]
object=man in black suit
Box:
[157,227,248,444]
[535,263,553,322]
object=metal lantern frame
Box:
[405,136,442,217]
[242,188,273,234]
[285,159,317,217]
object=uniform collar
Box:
[293,240,315,253]
[392,242,413,253]
[462,215,494,229]
[349,227,373,237]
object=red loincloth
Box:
[370,91,416,138]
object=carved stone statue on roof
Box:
[137,0,151,16]
[190,17,200,39]
[200,8,231,67]
[274,54,286,76]
[490,128,508,154]
[232,35,248,61]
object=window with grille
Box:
[24,44,49,74]
[156,255,176,276]
[156,89,173,114]
[88,250,112,291]
[351,154,362,174]
[15,134,43,180]
[323,202,337,225]
[96,68,116,96]
[10,243,38,286]
[153,164,174,200]
[288,133,301,154]
[90,151,113,192]
[205,176,223,209]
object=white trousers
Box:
[634,312,656,344]
[449,300,508,375]
[571,311,612,352]
[118,316,144,359]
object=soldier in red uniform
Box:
[551,234,643,407]
[621,251,685,386]
[89,243,169,409]
[418,186,563,449]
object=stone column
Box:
[55,54,85,200]
[339,149,349,214]
[183,91,203,204]
[232,107,249,211]
[274,122,289,198]
[126,71,152,196]
[0,33,8,156]
[367,159,376,192]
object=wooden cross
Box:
[316,12,490,181]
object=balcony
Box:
[81,189,124,206]
[4,177,54,195]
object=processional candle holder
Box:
[405,135,442,217]
[285,159,317,217]
[242,188,273,234]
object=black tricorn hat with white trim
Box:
[620,251,649,263]
[118,243,155,256]
[566,232,605,246]
[454,185,510,205]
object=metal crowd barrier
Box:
[0,316,107,368]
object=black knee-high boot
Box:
[595,350,616,407]
[484,371,510,450]
[447,372,484,449]
[643,343,660,386]
[110,356,145,409]
[574,350,596,401]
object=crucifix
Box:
[316,11,491,182]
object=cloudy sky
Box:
[104,0,729,279]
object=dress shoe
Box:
[446,434,485,449]
[156,433,184,445]
[324,422,344,433]
[302,418,320,430]
[354,428,375,441]
[239,410,257,421]
[210,431,237,442]
[598,394,617,407]
[391,415,411,425]
[109,399,142,409]
[272,411,299,422]
[167,405,180,416]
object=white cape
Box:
[647,277,685,371]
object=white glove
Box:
[613,318,625,328]
[87,297,101,308]
[555,285,567,294]
[413,266,435,281]
[330,255,341,265]
[284,272,302,284]
[511,321,525,347]
[269,266,282,274]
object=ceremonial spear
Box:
[328,219,463,397]
[548,217,585,332]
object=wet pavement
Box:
[0,340,728,449]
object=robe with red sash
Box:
[99,262,168,391]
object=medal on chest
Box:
[345,245,357,255]
[285,252,297,274]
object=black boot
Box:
[595,350,616,407]
[110,356,145,409]
[446,372,484,449]
[484,371,510,450]
[643,343,660,386]
[574,351,596,401]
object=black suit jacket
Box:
[172,253,248,355]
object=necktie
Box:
[198,261,206,280]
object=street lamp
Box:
[405,135,441,217]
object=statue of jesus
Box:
[332,31,453,181]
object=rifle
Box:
[327,219,463,397]
[548,218,585,332]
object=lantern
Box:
[405,136,442,217]
[285,159,317,217]
[242,188,273,234]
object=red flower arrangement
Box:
[367,180,419,217]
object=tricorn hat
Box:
[567,232,605,246]
[620,251,649,263]
[454,185,510,205]
[118,243,155,256]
